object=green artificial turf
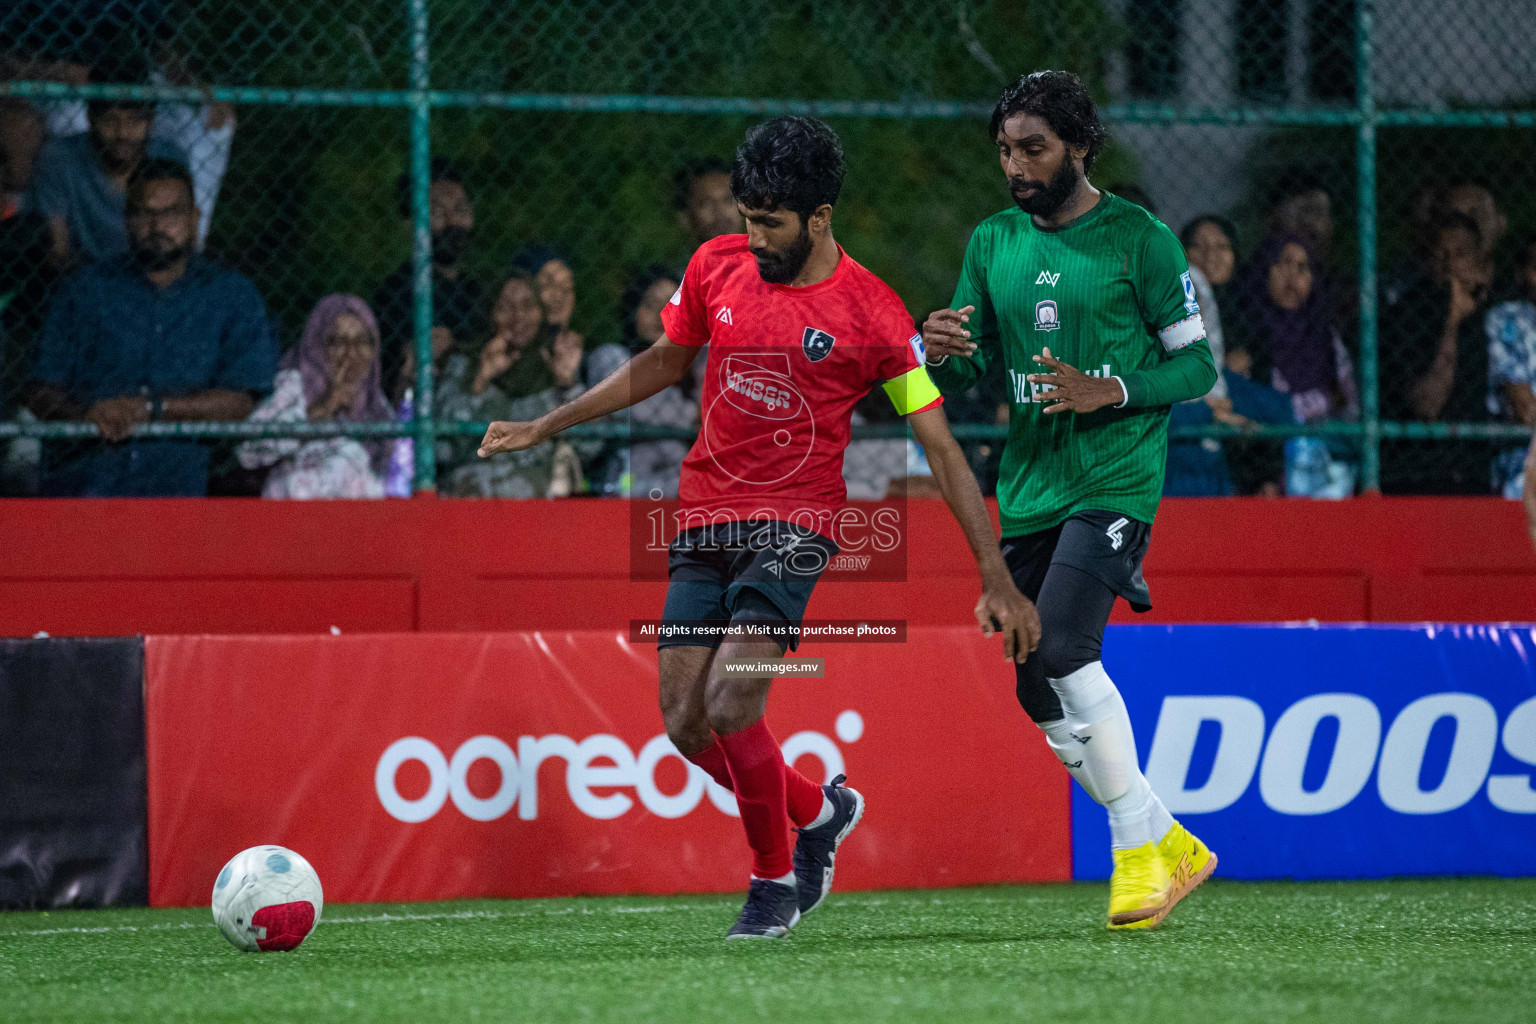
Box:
[2,880,1533,1023]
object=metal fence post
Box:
[408,0,437,495]
[1355,0,1380,492]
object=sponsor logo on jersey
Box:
[1034,299,1060,331]
[908,332,925,364]
[802,326,836,361]
[723,367,795,413]
[670,283,682,306]
[1180,271,1200,315]
[716,306,734,325]
[1009,363,1112,403]
[1035,270,1060,286]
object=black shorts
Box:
[1001,509,1153,614]
[660,519,838,653]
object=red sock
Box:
[684,740,734,791]
[716,718,793,879]
[783,759,825,828]
[685,737,823,830]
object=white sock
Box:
[805,794,834,829]
[1042,660,1172,850]
[752,871,796,887]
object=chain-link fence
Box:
[1,0,1532,499]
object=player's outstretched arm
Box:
[478,335,699,457]
[907,405,1041,662]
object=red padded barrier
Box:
[3,496,1533,636]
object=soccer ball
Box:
[211,845,324,952]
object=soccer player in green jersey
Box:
[923,71,1219,931]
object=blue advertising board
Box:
[1073,624,1536,880]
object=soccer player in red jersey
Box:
[478,116,1039,938]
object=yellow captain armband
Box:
[882,364,942,416]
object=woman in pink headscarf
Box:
[236,294,393,499]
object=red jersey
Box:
[660,233,942,528]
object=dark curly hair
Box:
[730,116,845,217]
[989,70,1107,174]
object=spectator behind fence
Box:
[514,245,584,349]
[586,265,695,497]
[438,270,587,498]
[1443,180,1507,263]
[1383,182,1442,312]
[372,158,485,400]
[25,158,274,495]
[1484,234,1536,500]
[1229,231,1359,496]
[0,210,58,495]
[236,295,391,499]
[1380,212,1493,494]
[1166,214,1238,494]
[675,156,742,247]
[22,46,185,268]
[1234,231,1358,424]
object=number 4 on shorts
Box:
[1105,517,1129,552]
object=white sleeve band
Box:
[1112,376,1129,408]
[1157,314,1207,353]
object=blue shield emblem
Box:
[802,327,835,361]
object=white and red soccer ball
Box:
[211,845,324,952]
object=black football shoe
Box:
[792,774,865,916]
[725,878,801,939]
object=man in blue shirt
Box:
[26,158,274,496]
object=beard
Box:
[431,225,471,266]
[132,235,192,272]
[753,222,814,284]
[1009,153,1081,217]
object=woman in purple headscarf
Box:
[1230,231,1359,424]
[236,294,394,499]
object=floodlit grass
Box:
[2,879,1533,1023]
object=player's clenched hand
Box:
[478,419,549,458]
[1027,346,1125,415]
[921,305,978,360]
[975,573,1041,664]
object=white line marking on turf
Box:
[0,902,728,938]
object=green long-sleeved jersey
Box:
[929,193,1217,535]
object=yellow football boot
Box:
[1156,822,1217,920]
[1106,840,1170,930]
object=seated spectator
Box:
[372,158,485,400]
[514,245,584,347]
[1485,235,1536,500]
[1166,215,1297,496]
[24,158,274,496]
[0,210,57,496]
[1166,214,1238,495]
[587,265,695,497]
[675,157,742,248]
[438,270,587,498]
[1229,231,1359,496]
[1382,182,1441,313]
[1233,232,1358,424]
[1268,172,1334,252]
[236,295,391,499]
[22,46,185,268]
[1443,180,1507,263]
[1380,212,1493,494]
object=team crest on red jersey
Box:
[801,326,836,361]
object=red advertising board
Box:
[144,629,1069,907]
